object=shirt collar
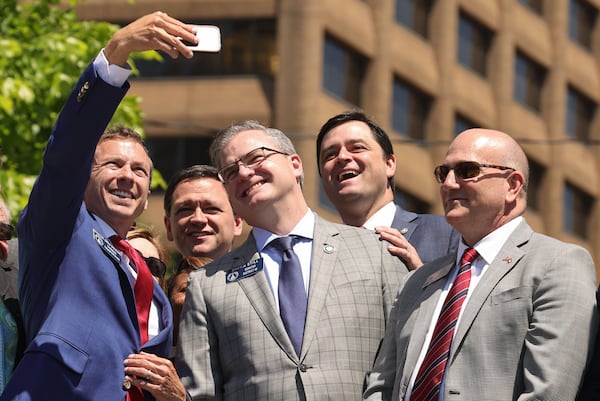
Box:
[362,201,396,230]
[456,216,523,266]
[254,209,315,251]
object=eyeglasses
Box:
[218,146,289,183]
[0,223,14,241]
[434,161,515,183]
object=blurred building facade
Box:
[75,0,600,277]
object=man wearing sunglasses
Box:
[364,128,598,401]
[174,120,409,401]
[317,111,459,270]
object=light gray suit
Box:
[364,220,598,401]
[175,216,409,401]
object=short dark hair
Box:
[163,165,221,216]
[316,110,395,187]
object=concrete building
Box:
[75,0,600,277]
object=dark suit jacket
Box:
[576,287,600,401]
[0,256,24,369]
[0,63,173,401]
[390,205,459,264]
[175,217,409,401]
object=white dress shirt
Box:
[362,201,396,231]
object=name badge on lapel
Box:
[93,229,121,263]
[226,258,264,283]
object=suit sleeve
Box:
[363,273,412,401]
[19,63,129,254]
[519,245,598,400]
[175,272,222,401]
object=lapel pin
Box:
[502,257,512,263]
[323,244,335,254]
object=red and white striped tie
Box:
[410,247,478,401]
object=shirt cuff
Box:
[93,49,132,88]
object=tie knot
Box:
[460,247,479,267]
[269,236,296,252]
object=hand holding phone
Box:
[180,25,221,52]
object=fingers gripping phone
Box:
[180,25,221,52]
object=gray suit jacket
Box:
[364,220,598,401]
[175,216,409,401]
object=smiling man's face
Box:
[84,138,151,235]
[318,120,395,208]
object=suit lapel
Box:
[403,254,455,381]
[391,206,418,242]
[450,221,532,358]
[300,217,339,359]
[233,235,298,359]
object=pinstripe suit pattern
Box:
[175,216,409,400]
[364,220,598,401]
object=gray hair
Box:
[209,120,303,186]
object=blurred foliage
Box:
[0,0,166,223]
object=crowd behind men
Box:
[0,10,598,401]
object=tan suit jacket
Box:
[175,216,409,400]
[364,220,598,401]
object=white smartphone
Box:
[181,25,221,52]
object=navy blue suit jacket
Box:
[1,64,172,401]
[390,204,459,264]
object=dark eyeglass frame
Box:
[218,146,290,183]
[434,161,515,183]
[0,223,15,241]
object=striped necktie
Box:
[411,247,479,401]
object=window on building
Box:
[563,182,593,239]
[395,0,434,38]
[392,77,432,141]
[566,86,596,141]
[569,0,597,50]
[518,0,543,15]
[323,34,367,106]
[454,113,478,136]
[457,12,493,77]
[514,51,546,112]
[133,19,277,78]
[145,135,215,186]
[527,158,545,212]
[394,188,430,214]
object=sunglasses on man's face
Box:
[434,161,515,183]
[144,256,167,279]
[0,223,14,241]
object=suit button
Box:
[298,364,308,372]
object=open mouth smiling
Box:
[110,189,134,199]
[337,170,359,182]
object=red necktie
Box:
[411,247,478,401]
[110,236,154,344]
[110,236,154,401]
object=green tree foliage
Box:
[0,0,165,222]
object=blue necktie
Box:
[270,236,307,356]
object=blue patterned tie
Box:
[270,236,307,356]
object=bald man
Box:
[364,128,598,401]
